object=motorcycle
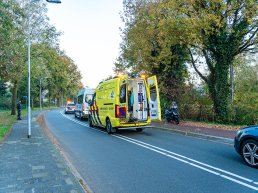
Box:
[165,102,179,124]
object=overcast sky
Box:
[47,0,124,88]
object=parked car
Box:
[234,125,258,168]
[64,102,76,114]
[74,88,95,120]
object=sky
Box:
[47,0,124,88]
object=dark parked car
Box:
[234,125,258,168]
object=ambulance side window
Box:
[120,84,126,103]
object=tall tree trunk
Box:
[212,58,231,123]
[57,97,60,107]
[11,80,18,115]
[48,93,51,108]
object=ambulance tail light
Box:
[82,103,84,111]
[115,105,120,118]
[115,105,126,118]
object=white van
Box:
[75,88,95,119]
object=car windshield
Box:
[67,103,75,106]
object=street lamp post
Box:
[27,0,61,138]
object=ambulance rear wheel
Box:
[106,118,115,134]
[89,115,93,127]
[136,128,143,132]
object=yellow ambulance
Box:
[89,74,161,134]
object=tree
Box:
[0,0,66,114]
[0,0,26,115]
[166,0,258,122]
[40,47,82,106]
[119,0,258,123]
[0,80,8,96]
[117,0,189,103]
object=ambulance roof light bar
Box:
[113,73,146,79]
[128,74,140,78]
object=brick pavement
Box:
[151,121,238,139]
[0,112,85,193]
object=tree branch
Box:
[238,27,258,54]
[239,26,256,37]
[202,49,215,74]
[188,48,208,84]
[221,1,244,24]
[242,47,258,53]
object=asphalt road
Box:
[44,109,258,193]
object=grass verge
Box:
[0,106,59,142]
[0,111,17,142]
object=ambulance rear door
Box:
[147,76,161,121]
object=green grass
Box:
[0,110,17,142]
[0,106,59,141]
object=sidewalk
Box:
[0,112,85,193]
[151,121,238,143]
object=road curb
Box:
[154,125,234,145]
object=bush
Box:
[0,96,11,110]
[179,104,215,122]
[232,105,258,125]
[160,95,171,118]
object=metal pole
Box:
[27,0,61,138]
[28,6,31,138]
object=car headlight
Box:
[236,130,243,140]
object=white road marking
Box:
[60,112,105,134]
[115,134,254,183]
[221,175,258,191]
[60,113,89,127]
[60,111,258,191]
[112,134,258,191]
